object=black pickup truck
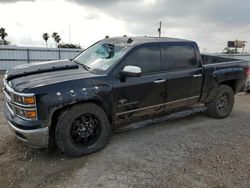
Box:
[3,37,249,157]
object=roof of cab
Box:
[101,36,195,46]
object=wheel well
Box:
[48,100,112,147]
[219,80,237,92]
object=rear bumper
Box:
[8,120,49,148]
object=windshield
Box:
[74,41,129,73]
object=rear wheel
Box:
[55,103,111,157]
[206,85,235,119]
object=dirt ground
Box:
[0,80,250,187]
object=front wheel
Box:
[206,85,235,119]
[55,103,111,157]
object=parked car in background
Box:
[3,36,250,157]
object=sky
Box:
[0,0,249,53]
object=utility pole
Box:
[158,21,161,37]
[69,24,71,43]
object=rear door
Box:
[162,43,203,109]
[112,44,167,122]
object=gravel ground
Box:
[0,80,250,187]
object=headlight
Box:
[13,95,37,120]
[3,78,37,120]
[14,95,36,106]
[16,107,37,120]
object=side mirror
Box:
[121,65,141,77]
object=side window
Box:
[122,46,162,73]
[164,45,197,70]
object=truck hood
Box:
[5,59,79,80]
[5,60,98,92]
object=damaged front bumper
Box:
[4,102,49,149]
[7,120,49,149]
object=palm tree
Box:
[55,35,61,44]
[52,32,58,40]
[0,27,8,42]
[42,33,49,47]
[52,32,61,47]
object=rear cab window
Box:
[163,43,198,70]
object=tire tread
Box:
[55,103,111,157]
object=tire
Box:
[206,85,235,119]
[246,89,250,94]
[55,103,111,157]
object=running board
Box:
[115,105,207,133]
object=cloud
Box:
[69,0,250,26]
[0,0,130,48]
[0,0,249,52]
[66,0,250,52]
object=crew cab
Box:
[3,36,249,157]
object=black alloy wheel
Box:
[55,103,111,157]
[71,114,102,147]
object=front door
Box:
[112,44,167,123]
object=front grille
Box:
[6,100,14,115]
[4,87,11,98]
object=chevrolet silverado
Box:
[3,36,249,156]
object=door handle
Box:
[193,74,202,78]
[154,79,165,83]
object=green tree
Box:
[52,32,58,40]
[52,32,61,47]
[42,33,49,47]
[55,35,61,44]
[0,27,8,41]
[58,43,81,49]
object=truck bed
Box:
[200,54,249,104]
[201,54,238,65]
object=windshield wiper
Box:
[73,60,91,71]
